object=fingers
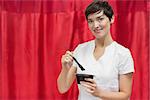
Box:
[82,84,95,93]
[85,78,96,84]
[80,79,97,93]
[66,51,73,57]
[81,82,96,91]
[64,51,73,61]
[61,50,74,66]
[81,80,96,89]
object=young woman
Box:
[57,1,134,100]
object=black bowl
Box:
[76,74,94,84]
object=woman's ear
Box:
[110,15,114,24]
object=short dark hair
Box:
[85,0,114,21]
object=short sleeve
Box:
[118,49,135,74]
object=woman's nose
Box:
[93,21,100,28]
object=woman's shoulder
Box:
[113,42,131,56]
[79,40,94,47]
[76,40,94,49]
[73,40,94,53]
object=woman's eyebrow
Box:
[87,14,104,20]
[96,15,104,18]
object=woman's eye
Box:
[88,20,93,23]
[98,18,104,21]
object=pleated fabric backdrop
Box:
[0,0,149,100]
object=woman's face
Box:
[87,11,114,39]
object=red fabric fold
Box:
[0,0,149,100]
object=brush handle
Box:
[72,57,85,71]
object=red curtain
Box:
[0,0,149,100]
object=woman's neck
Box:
[95,33,113,48]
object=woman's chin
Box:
[95,34,105,39]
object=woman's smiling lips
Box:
[94,28,103,33]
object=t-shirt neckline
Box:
[91,40,116,62]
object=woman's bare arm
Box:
[57,51,77,93]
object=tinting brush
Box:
[72,57,85,71]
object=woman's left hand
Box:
[80,78,101,97]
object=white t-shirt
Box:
[73,40,134,100]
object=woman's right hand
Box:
[61,51,74,68]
